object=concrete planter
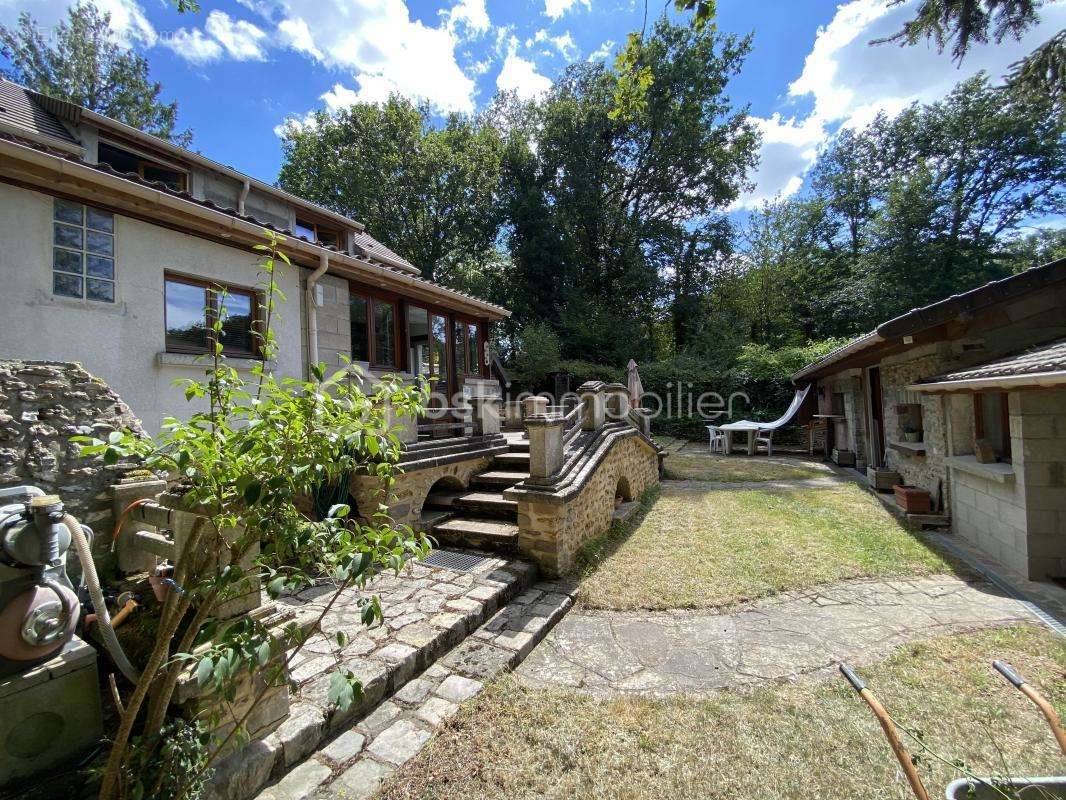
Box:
[867,467,902,491]
[894,485,931,514]
[944,777,1066,799]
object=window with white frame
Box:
[52,198,115,302]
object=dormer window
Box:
[294,217,342,248]
[98,140,187,192]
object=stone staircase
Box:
[422,433,530,553]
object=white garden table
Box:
[718,420,762,456]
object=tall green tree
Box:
[0,5,190,145]
[277,97,504,284]
[500,16,758,365]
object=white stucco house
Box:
[0,80,508,435]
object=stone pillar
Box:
[469,396,502,437]
[521,395,548,419]
[526,414,565,484]
[630,408,652,437]
[578,381,606,431]
[604,383,630,421]
[111,477,167,574]
[383,399,419,444]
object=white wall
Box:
[0,183,305,435]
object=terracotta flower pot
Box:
[893,485,931,514]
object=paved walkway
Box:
[516,575,1031,696]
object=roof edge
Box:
[907,370,1066,393]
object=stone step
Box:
[432,517,520,552]
[492,451,530,468]
[203,555,537,800]
[506,439,530,453]
[472,470,529,488]
[253,579,579,800]
[426,490,517,517]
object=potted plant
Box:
[894,484,932,513]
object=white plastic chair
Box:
[754,428,773,456]
[707,425,726,453]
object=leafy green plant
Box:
[79,233,430,800]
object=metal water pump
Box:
[0,486,86,676]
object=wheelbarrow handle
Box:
[839,663,867,693]
[993,660,1024,688]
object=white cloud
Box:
[588,39,614,61]
[204,10,267,60]
[0,0,156,47]
[734,0,1066,209]
[544,0,589,21]
[277,17,321,58]
[164,27,223,63]
[496,36,552,100]
[441,0,489,38]
[529,28,577,59]
[270,0,476,115]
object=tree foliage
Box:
[277,98,503,284]
[0,5,190,145]
[877,0,1065,109]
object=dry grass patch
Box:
[379,625,1066,800]
[574,482,951,610]
[662,453,829,482]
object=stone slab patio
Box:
[516,575,1033,696]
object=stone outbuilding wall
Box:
[513,432,660,576]
[0,359,145,562]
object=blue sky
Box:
[3,0,1064,215]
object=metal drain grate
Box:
[423,549,493,573]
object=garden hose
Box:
[63,513,141,683]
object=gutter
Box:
[907,370,1066,393]
[306,252,329,370]
[0,137,509,319]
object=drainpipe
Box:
[306,251,329,374]
[238,179,250,216]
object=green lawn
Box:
[662,452,830,482]
[573,482,951,610]
[378,626,1065,800]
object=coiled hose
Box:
[63,513,141,683]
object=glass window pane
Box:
[467,323,479,373]
[349,295,369,362]
[220,291,255,354]
[54,248,83,275]
[54,223,82,249]
[86,278,114,303]
[166,279,209,351]
[374,300,396,366]
[453,320,467,377]
[86,255,114,279]
[54,199,83,225]
[53,272,82,298]
[86,230,113,256]
[295,220,316,241]
[431,315,448,383]
[86,207,114,233]
[408,306,430,377]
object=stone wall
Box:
[1015,389,1066,577]
[819,370,868,469]
[948,388,1066,579]
[349,455,496,529]
[0,360,145,563]
[879,344,954,499]
[515,433,660,576]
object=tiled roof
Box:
[793,259,1066,382]
[915,338,1066,385]
[0,82,80,146]
[351,230,416,273]
[0,128,508,317]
